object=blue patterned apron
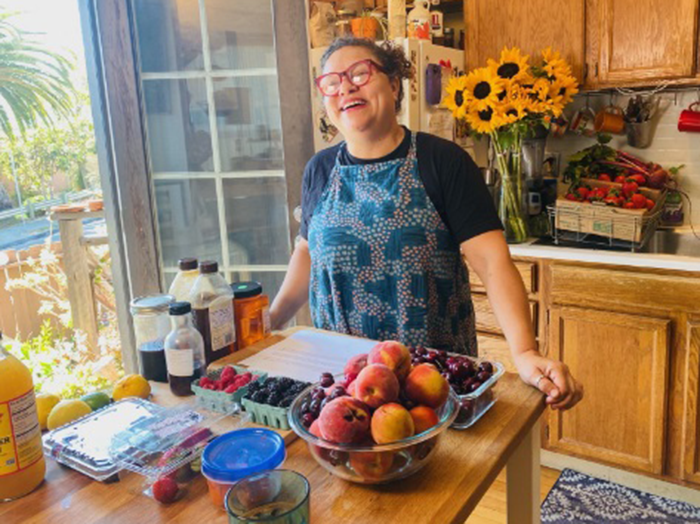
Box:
[307,132,477,355]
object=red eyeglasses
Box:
[315,59,385,97]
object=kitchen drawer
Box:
[549,264,700,312]
[473,293,538,337]
[466,259,537,295]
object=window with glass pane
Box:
[133,0,291,297]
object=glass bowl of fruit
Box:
[288,369,459,485]
[408,347,504,429]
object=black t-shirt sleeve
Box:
[299,146,337,240]
[417,133,503,244]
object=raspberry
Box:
[220,366,236,382]
[224,384,238,393]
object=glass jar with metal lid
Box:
[130,294,175,382]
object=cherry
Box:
[477,371,491,383]
[312,389,326,400]
[302,413,316,427]
[320,375,334,388]
[468,381,481,393]
[478,361,494,374]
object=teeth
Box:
[342,101,365,111]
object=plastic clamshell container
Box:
[109,400,250,501]
[201,428,286,509]
[191,365,268,414]
[450,356,505,430]
[240,398,291,430]
[43,398,166,481]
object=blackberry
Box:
[267,392,283,406]
[250,390,267,403]
[279,397,294,408]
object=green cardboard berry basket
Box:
[241,398,290,430]
[192,365,267,414]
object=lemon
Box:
[80,391,111,411]
[112,374,151,401]
[47,399,92,430]
[36,393,61,430]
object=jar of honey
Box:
[230,282,271,350]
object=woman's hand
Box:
[512,349,584,410]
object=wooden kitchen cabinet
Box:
[547,306,670,474]
[683,320,700,484]
[464,0,586,83]
[585,0,700,88]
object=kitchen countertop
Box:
[509,236,700,273]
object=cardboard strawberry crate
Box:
[555,179,666,243]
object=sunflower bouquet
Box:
[444,47,579,242]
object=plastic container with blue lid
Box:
[201,428,286,508]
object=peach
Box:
[409,406,439,435]
[349,451,395,481]
[347,380,357,397]
[371,403,415,444]
[318,397,371,444]
[405,363,450,409]
[344,353,368,378]
[353,364,400,408]
[309,420,322,438]
[368,341,411,381]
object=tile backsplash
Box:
[544,90,700,226]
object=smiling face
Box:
[321,46,400,141]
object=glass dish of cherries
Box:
[408,347,504,429]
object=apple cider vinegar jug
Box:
[0,335,46,501]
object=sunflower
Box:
[532,78,552,101]
[466,104,501,134]
[548,76,579,109]
[544,58,573,81]
[462,67,505,110]
[541,47,562,64]
[443,75,468,119]
[487,47,531,83]
[495,98,527,125]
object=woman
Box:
[270,37,582,411]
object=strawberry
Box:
[614,175,626,184]
[627,174,646,186]
[575,187,590,200]
[603,196,620,207]
[622,181,638,197]
[645,198,655,210]
[152,477,179,504]
[565,193,578,201]
[598,173,611,182]
[631,193,647,209]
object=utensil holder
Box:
[626,119,655,149]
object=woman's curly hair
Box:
[320,37,414,112]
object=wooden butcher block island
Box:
[2,328,545,524]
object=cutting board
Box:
[210,327,375,382]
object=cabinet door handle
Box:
[583,63,589,80]
[595,62,599,78]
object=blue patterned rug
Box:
[541,469,700,523]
